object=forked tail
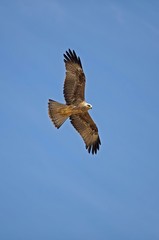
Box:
[48,99,70,128]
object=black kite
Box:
[48,49,101,154]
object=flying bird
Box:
[48,49,101,154]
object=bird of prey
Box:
[48,49,101,154]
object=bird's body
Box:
[48,100,91,128]
[48,49,101,154]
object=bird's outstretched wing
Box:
[70,112,101,154]
[63,49,86,105]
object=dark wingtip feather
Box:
[86,136,101,155]
[63,49,83,68]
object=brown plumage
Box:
[48,49,101,154]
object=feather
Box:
[63,49,85,105]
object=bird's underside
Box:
[48,99,87,128]
[48,49,101,154]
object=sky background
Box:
[0,1,159,239]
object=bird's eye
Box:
[87,104,92,108]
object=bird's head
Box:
[84,102,92,110]
[86,103,92,110]
[80,101,92,110]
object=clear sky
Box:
[0,1,159,239]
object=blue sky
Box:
[0,1,159,239]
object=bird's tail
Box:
[48,99,71,129]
